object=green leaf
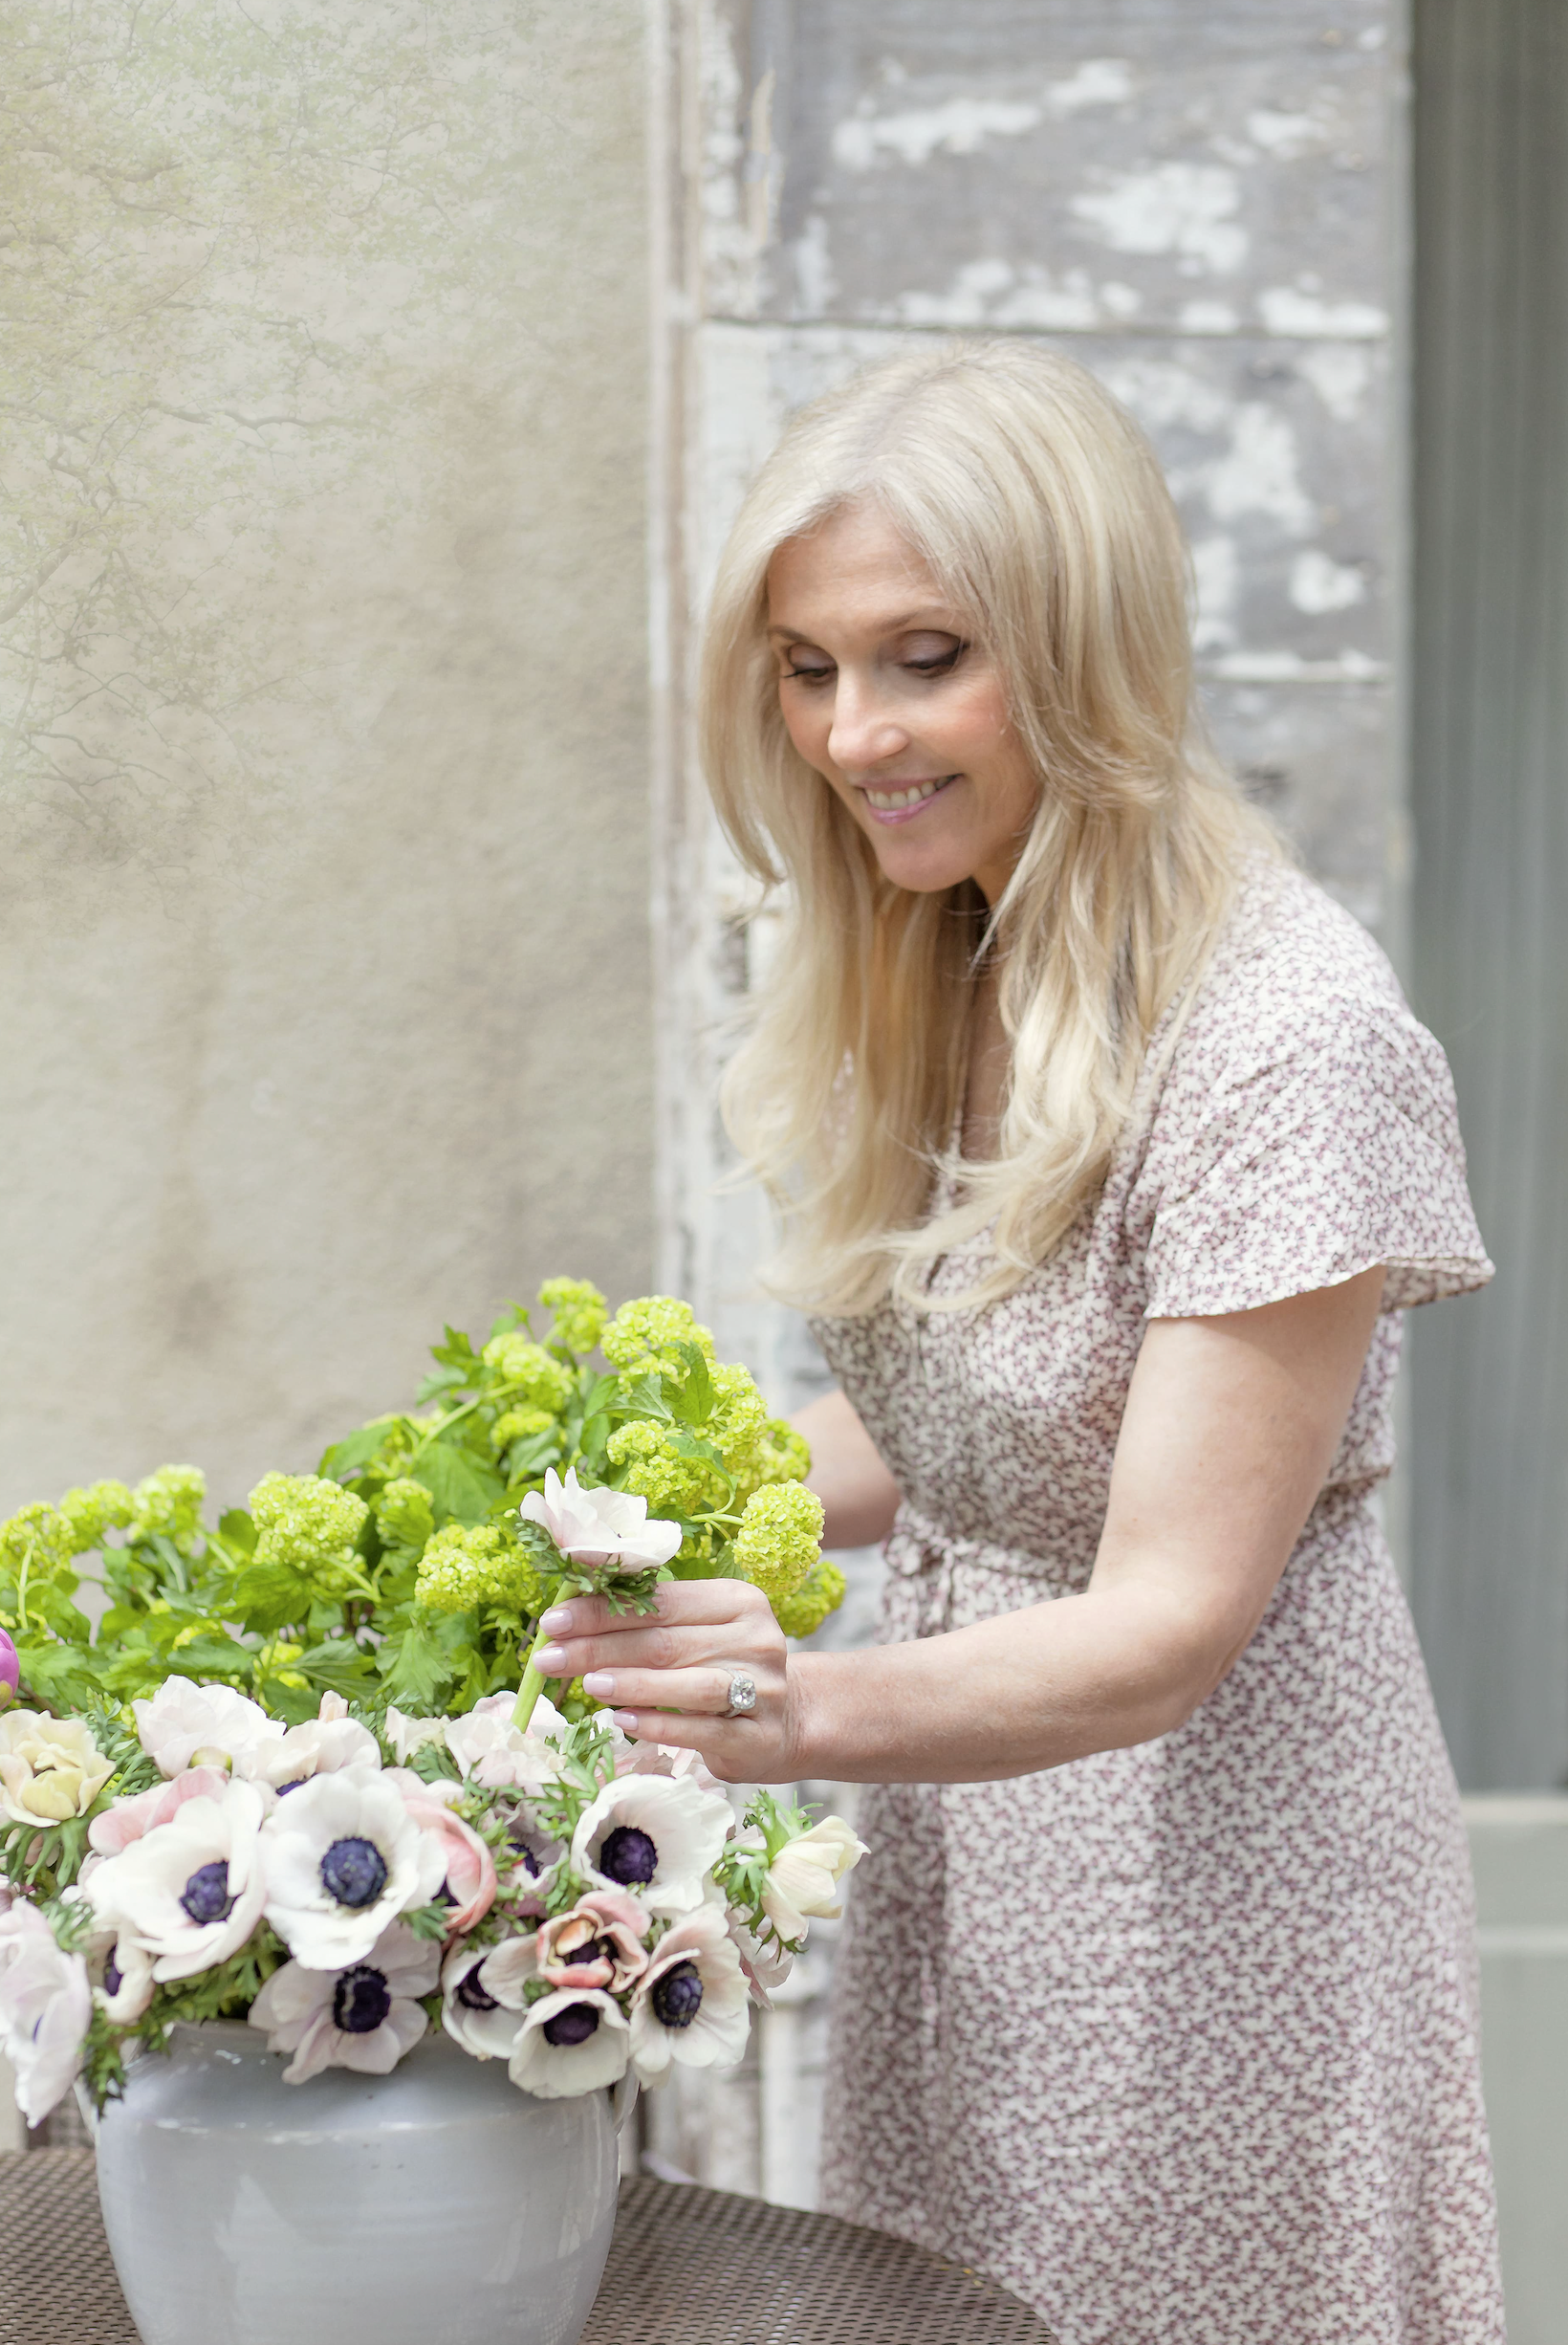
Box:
[377,1618,455,1709]
[668,1343,715,1426]
[232,1562,315,1635]
[165,1633,255,1678]
[14,1640,103,1708]
[318,1419,401,1483]
[294,1639,377,1698]
[577,1413,610,1465]
[218,1509,258,1555]
[410,1445,505,1527]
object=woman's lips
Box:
[859,774,957,824]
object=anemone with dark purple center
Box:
[103,1952,123,1999]
[320,1835,388,1908]
[333,1965,392,2034]
[542,2002,600,2048]
[179,1860,235,1925]
[456,1962,498,2012]
[651,1960,704,2030]
[599,1824,657,1887]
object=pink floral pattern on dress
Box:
[814,864,1505,2345]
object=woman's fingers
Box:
[580,1663,739,1716]
[534,1582,779,1680]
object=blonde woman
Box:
[533,345,1504,2341]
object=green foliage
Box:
[0,1279,840,1731]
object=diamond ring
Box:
[723,1671,758,1719]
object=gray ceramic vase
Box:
[83,2021,629,2345]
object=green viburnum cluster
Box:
[0,1277,843,1735]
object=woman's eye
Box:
[785,661,834,684]
[905,642,964,676]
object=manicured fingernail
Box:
[540,1607,573,1634]
[612,1711,639,1733]
[582,1672,615,1698]
[534,1645,568,1674]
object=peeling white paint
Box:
[1179,299,1240,336]
[1259,286,1388,340]
[833,95,1042,171]
[1102,357,1233,436]
[1099,280,1142,319]
[1071,164,1247,277]
[896,259,1100,332]
[1246,108,1330,159]
[1207,648,1389,682]
[1297,344,1372,421]
[1190,535,1239,651]
[1044,58,1134,117]
[1290,548,1368,614]
[1190,405,1317,537]
[833,58,1132,171]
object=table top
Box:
[0,2148,1057,2344]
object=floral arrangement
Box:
[0,1284,861,2127]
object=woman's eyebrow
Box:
[765,610,960,640]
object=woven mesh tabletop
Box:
[1,2151,1056,2344]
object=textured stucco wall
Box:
[0,0,655,1522]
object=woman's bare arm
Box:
[795,1388,902,1550]
[531,1266,1385,1785]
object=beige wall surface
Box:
[0,0,654,1517]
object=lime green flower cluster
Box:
[606,1420,717,1519]
[249,1472,369,1595]
[490,1407,556,1457]
[480,1334,573,1415]
[538,1277,607,1357]
[601,1296,714,1380]
[732,1481,825,1607]
[415,1523,550,1619]
[0,1467,196,1587]
[775,1557,848,1640]
[127,1466,207,1553]
[372,1478,436,1554]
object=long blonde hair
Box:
[702,340,1276,1315]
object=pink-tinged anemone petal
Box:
[88,1767,231,1857]
[0,1628,19,1706]
[400,1798,497,1937]
[535,1888,650,1993]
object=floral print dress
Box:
[814,864,1506,2345]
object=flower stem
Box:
[512,1577,567,1732]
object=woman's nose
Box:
[827,675,909,774]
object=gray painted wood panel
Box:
[1408,0,1568,1791]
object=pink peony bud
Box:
[0,1629,18,1710]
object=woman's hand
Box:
[531,1579,800,1784]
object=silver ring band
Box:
[723,1671,757,1719]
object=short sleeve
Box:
[1137,991,1493,1320]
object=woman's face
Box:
[766,501,1038,904]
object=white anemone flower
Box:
[0,1901,92,2125]
[727,1914,795,2006]
[84,1780,268,1982]
[572,1771,731,1918]
[76,1917,159,2026]
[508,1986,629,2099]
[629,1899,750,2086]
[241,1693,381,1794]
[133,1677,285,1780]
[384,1707,449,1765]
[250,1921,439,2084]
[756,1815,868,1943]
[260,1766,446,1968]
[517,1467,682,1575]
[440,1932,537,2061]
[444,1691,570,1794]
